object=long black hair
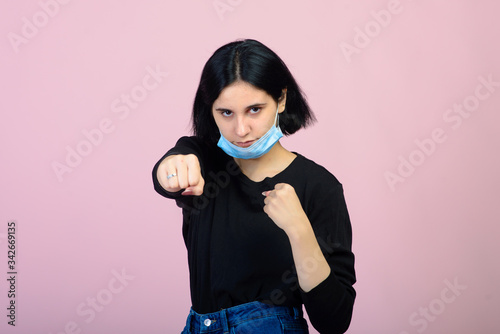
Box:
[192,39,316,143]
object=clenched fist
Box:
[156,154,205,196]
[263,183,309,233]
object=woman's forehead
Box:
[214,81,271,108]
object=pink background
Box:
[1,0,499,333]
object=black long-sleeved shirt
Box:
[152,136,356,334]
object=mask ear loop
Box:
[275,103,281,127]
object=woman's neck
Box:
[233,142,296,182]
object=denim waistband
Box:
[186,301,303,333]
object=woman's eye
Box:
[221,110,232,117]
[249,107,261,114]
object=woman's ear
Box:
[278,88,287,113]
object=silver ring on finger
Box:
[167,173,177,180]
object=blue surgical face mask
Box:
[217,104,284,159]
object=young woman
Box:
[152,39,356,334]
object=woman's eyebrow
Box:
[247,103,267,109]
[215,103,267,112]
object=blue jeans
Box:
[181,301,309,333]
